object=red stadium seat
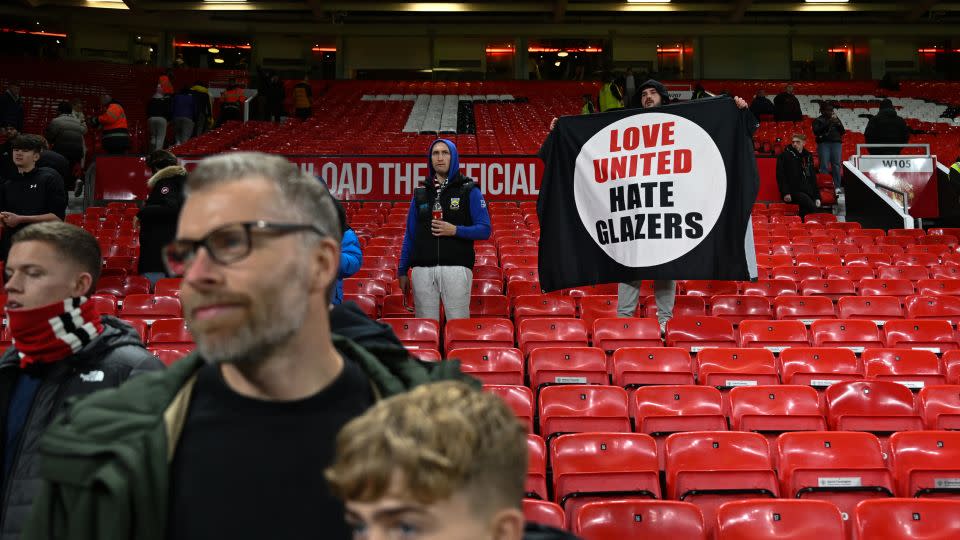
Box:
[566,284,619,298]
[665,316,737,352]
[552,433,660,528]
[522,499,563,529]
[578,296,618,331]
[409,348,441,362]
[643,295,706,319]
[715,500,844,540]
[443,318,514,354]
[862,348,945,389]
[153,278,182,298]
[800,279,857,301]
[147,318,192,345]
[884,319,960,353]
[538,385,630,441]
[917,279,960,296]
[484,384,534,432]
[773,295,836,322]
[894,253,941,267]
[757,255,794,268]
[947,351,960,384]
[825,265,875,280]
[501,255,538,272]
[351,268,396,283]
[682,281,739,297]
[526,434,548,500]
[471,279,502,296]
[709,295,773,326]
[517,318,589,357]
[148,345,194,366]
[810,319,884,350]
[633,385,727,469]
[88,294,118,317]
[929,265,960,280]
[837,295,904,323]
[890,430,960,499]
[528,347,608,391]
[853,499,960,540]
[777,431,894,533]
[341,293,378,319]
[918,385,960,430]
[574,500,706,540]
[592,318,662,354]
[729,385,826,433]
[380,294,415,318]
[665,431,778,532]
[120,319,148,341]
[739,320,810,351]
[858,278,916,300]
[611,347,695,388]
[771,266,823,282]
[741,279,798,297]
[778,347,862,389]
[469,295,510,319]
[824,380,923,433]
[877,265,929,281]
[844,253,892,267]
[449,347,524,386]
[797,254,844,268]
[696,348,779,388]
[119,294,182,323]
[95,275,151,298]
[514,295,577,327]
[380,318,440,350]
[342,278,388,299]
[506,280,543,300]
[472,265,503,283]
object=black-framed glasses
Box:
[163,221,326,277]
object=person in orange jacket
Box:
[217,78,244,126]
[90,94,130,155]
[158,69,175,96]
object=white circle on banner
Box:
[573,112,727,268]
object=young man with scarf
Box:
[24,152,472,540]
[0,222,162,539]
[398,139,491,322]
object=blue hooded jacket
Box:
[398,138,491,275]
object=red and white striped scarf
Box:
[7,297,104,369]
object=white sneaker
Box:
[659,319,668,336]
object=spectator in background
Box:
[776,133,821,217]
[92,94,130,155]
[70,98,86,125]
[624,67,636,106]
[293,77,313,120]
[44,101,87,187]
[37,143,72,193]
[692,82,710,100]
[951,156,960,188]
[750,88,776,119]
[146,86,171,151]
[865,98,910,155]
[158,69,175,96]
[0,82,24,133]
[0,222,163,540]
[599,73,623,112]
[774,83,803,122]
[0,126,18,180]
[171,86,196,145]
[326,381,580,540]
[332,199,362,305]
[137,150,186,284]
[812,102,845,191]
[580,94,596,115]
[190,81,212,136]
[399,139,491,322]
[218,78,244,126]
[266,73,285,122]
[0,134,67,260]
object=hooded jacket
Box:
[189,85,211,125]
[0,316,163,540]
[0,91,23,133]
[398,139,491,275]
[776,145,819,200]
[630,79,671,109]
[334,229,363,305]
[137,165,186,274]
[22,334,474,540]
[865,100,910,155]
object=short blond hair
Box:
[792,133,807,142]
[326,381,527,518]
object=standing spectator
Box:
[171,86,196,145]
[0,82,24,133]
[398,139,491,322]
[23,152,469,540]
[37,146,71,192]
[776,133,821,217]
[865,98,910,155]
[146,86,171,151]
[0,135,67,260]
[293,77,313,120]
[92,94,130,155]
[332,199,362,305]
[0,222,163,540]
[812,102,845,191]
[266,73,285,122]
[217,78,244,126]
[624,67,636,106]
[750,88,776,119]
[158,69,175,96]
[70,98,86,125]
[44,101,86,187]
[326,381,580,540]
[692,82,710,100]
[580,94,596,115]
[137,150,186,284]
[774,83,803,122]
[190,81,212,136]
[599,74,623,112]
[951,156,960,187]
[0,126,17,180]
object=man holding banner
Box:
[537,81,759,326]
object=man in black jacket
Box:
[0,135,67,261]
[750,88,775,119]
[812,102,845,191]
[777,133,821,217]
[865,98,910,155]
[774,84,803,122]
[137,150,186,283]
[0,83,23,134]
[327,380,580,540]
[0,221,162,539]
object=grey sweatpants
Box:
[411,266,473,322]
[147,116,167,151]
[618,280,676,322]
[173,117,195,145]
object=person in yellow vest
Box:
[158,70,174,96]
[598,75,623,112]
[950,156,960,188]
[90,94,129,155]
[580,94,596,115]
[293,77,313,120]
[217,79,244,127]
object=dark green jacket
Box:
[22,335,472,540]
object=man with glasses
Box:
[776,133,821,217]
[25,152,472,540]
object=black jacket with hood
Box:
[865,99,910,155]
[0,316,163,540]
[629,79,671,109]
[137,165,186,274]
[776,145,819,200]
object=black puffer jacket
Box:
[776,145,819,200]
[865,103,910,155]
[0,316,163,539]
[138,165,186,274]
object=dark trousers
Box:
[295,107,311,120]
[102,136,130,155]
[788,192,819,217]
[218,106,242,127]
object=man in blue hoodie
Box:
[398,139,491,322]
